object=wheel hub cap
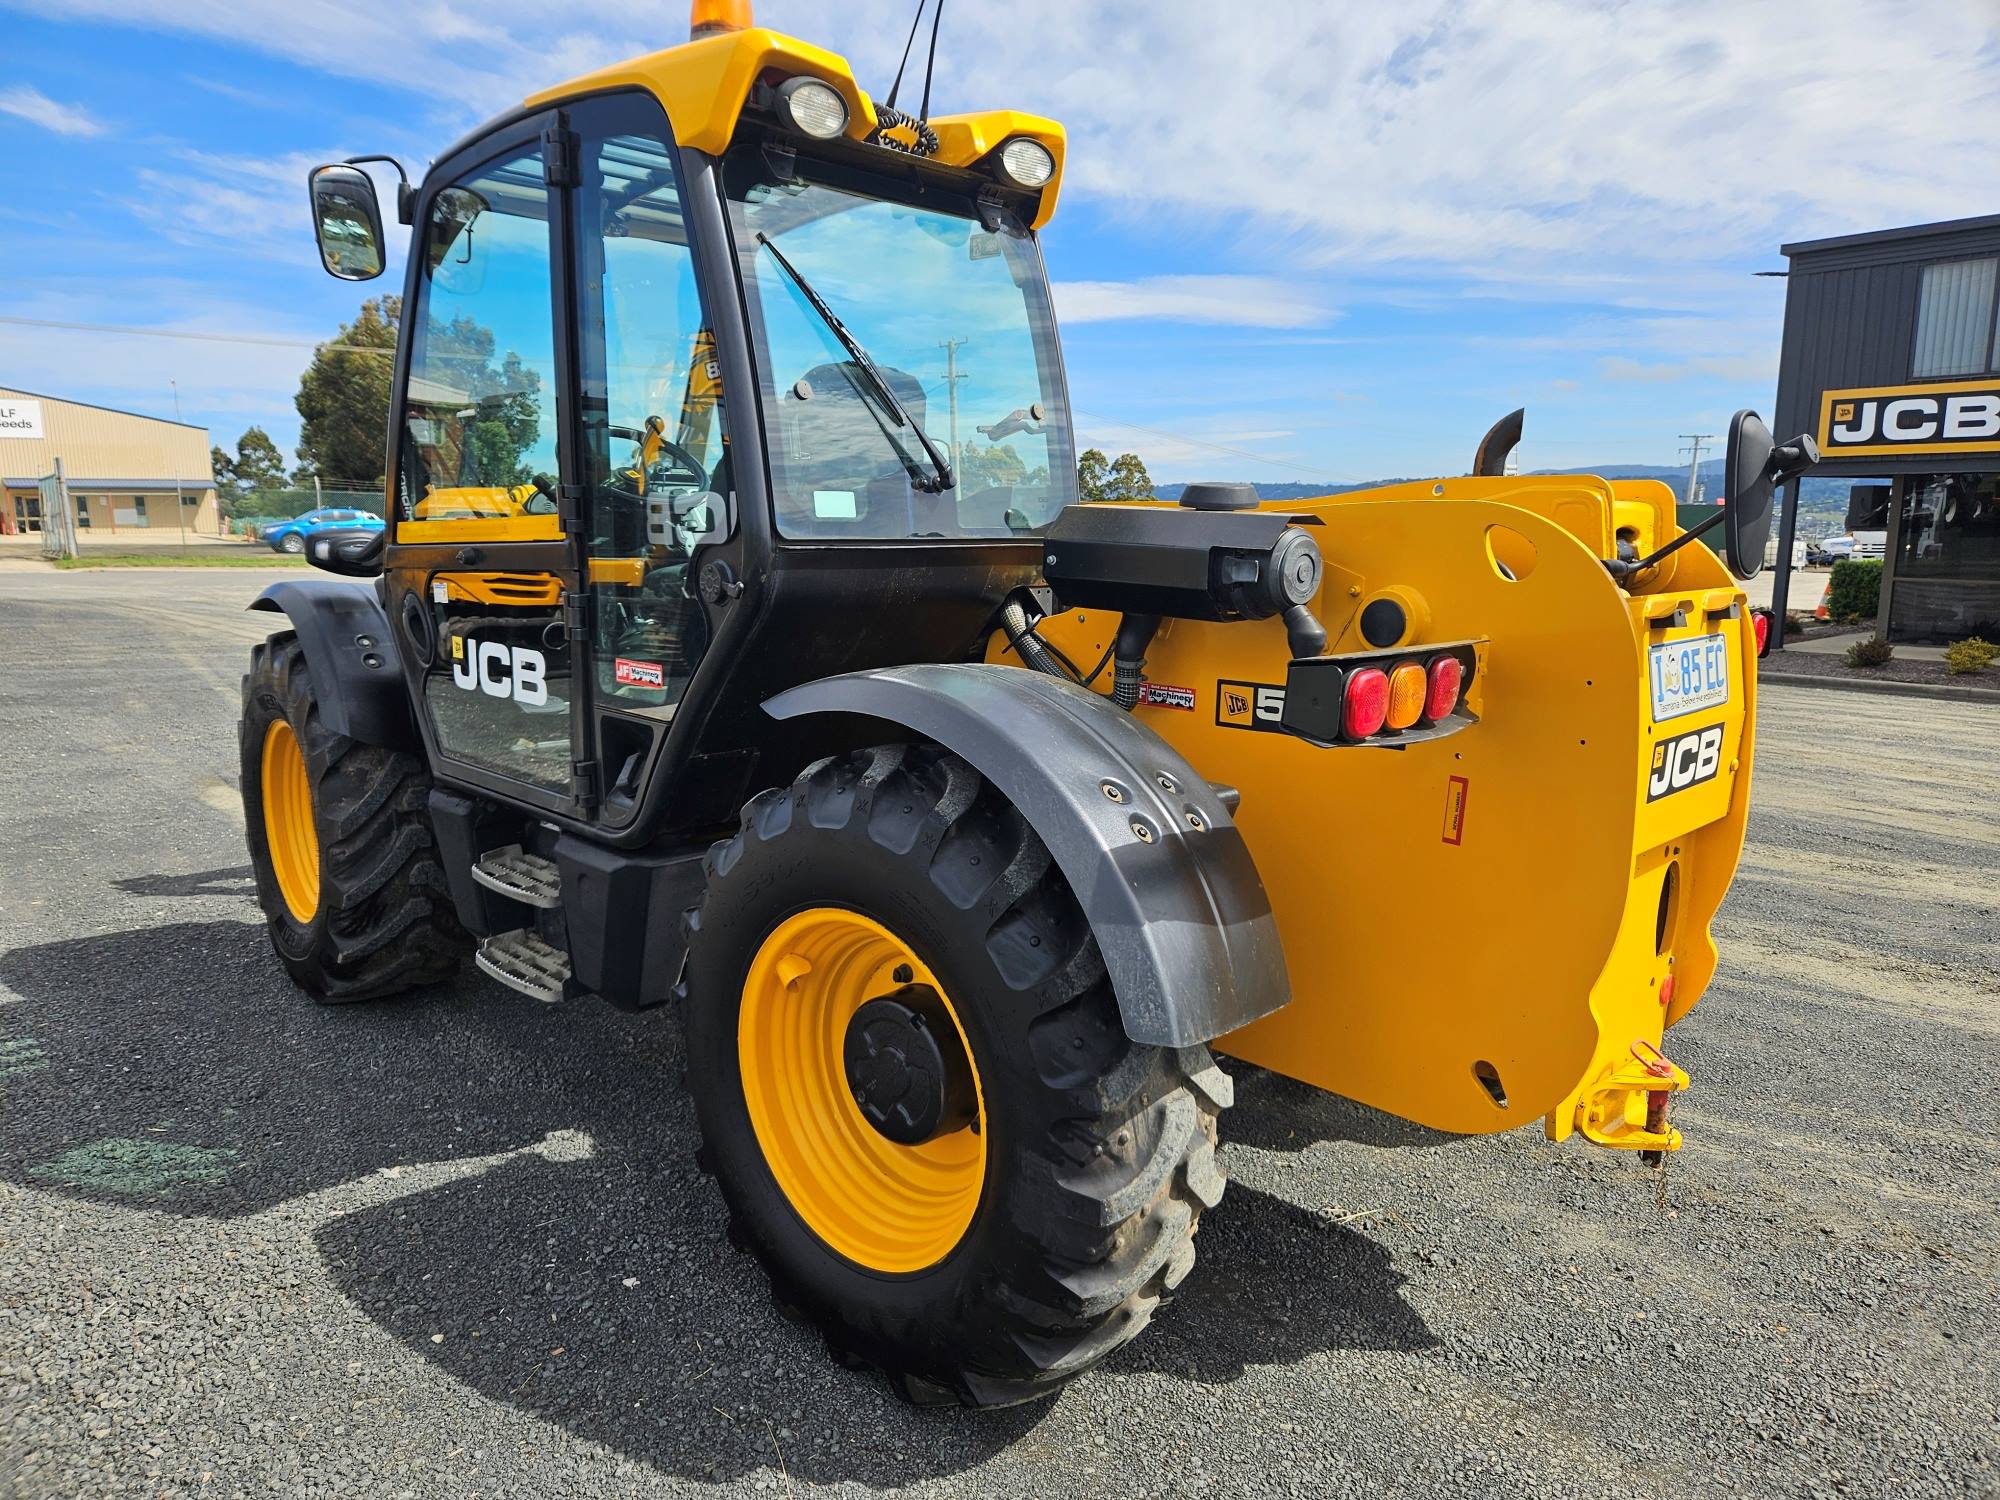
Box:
[843,984,978,1146]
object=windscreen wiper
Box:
[755,231,955,495]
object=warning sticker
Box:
[1137,681,1196,711]
[614,658,666,689]
[1442,774,1470,845]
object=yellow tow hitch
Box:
[1574,1037,1690,1159]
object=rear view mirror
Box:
[305,526,384,577]
[1722,410,1819,581]
[309,164,386,281]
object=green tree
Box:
[293,297,399,488]
[230,427,288,493]
[211,428,289,518]
[959,442,1029,493]
[211,445,242,504]
[1107,452,1154,502]
[1077,447,1109,502]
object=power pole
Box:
[938,337,967,489]
[1678,433,1714,506]
[171,378,187,549]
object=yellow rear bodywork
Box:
[1007,479,1754,1150]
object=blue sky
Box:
[3,0,1996,484]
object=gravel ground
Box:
[1,567,1995,1500]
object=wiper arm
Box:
[755,231,955,494]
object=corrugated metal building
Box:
[1774,214,2000,642]
[0,387,218,539]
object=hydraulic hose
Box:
[1000,597,1072,680]
[1110,613,1162,712]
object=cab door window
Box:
[398,151,563,543]
[570,98,728,717]
[402,139,574,794]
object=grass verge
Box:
[49,552,306,569]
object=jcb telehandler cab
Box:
[244,0,1816,1405]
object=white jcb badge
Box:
[452,641,548,705]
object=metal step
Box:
[475,930,571,1004]
[470,845,561,908]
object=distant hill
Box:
[1155,462,1867,540]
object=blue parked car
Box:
[264,507,384,554]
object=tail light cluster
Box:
[1281,641,1482,747]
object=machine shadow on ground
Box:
[0,913,1436,1486]
[1224,1062,1462,1153]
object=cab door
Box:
[563,92,733,822]
[386,112,586,812]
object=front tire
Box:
[684,744,1231,1406]
[240,632,467,1001]
[278,533,305,554]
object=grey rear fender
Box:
[763,663,1291,1047]
[249,579,417,750]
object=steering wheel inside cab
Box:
[608,417,707,495]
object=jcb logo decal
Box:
[451,640,549,705]
[1818,381,2000,457]
[1217,679,1285,732]
[1648,723,1723,802]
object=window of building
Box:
[14,494,42,533]
[1911,258,1998,379]
[74,495,89,528]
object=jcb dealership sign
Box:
[1818,380,2000,458]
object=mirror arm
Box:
[1606,507,1727,582]
[343,154,415,224]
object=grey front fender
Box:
[249,579,417,749]
[764,663,1290,1047]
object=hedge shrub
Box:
[1944,637,1996,675]
[1826,559,1882,622]
[1844,638,1894,668]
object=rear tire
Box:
[683,744,1232,1406]
[240,631,467,1001]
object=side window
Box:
[1912,258,1998,380]
[571,98,728,717]
[399,145,562,541]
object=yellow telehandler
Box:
[246,0,1816,1405]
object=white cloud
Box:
[15,0,1991,291]
[1055,275,1327,328]
[0,85,106,137]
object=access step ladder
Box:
[475,930,572,1004]
[469,845,562,908]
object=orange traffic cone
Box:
[1814,580,1831,620]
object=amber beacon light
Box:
[691,0,751,40]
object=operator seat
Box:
[779,361,942,536]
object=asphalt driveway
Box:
[1,565,1994,1499]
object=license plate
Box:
[1649,633,1730,722]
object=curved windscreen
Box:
[725,161,1077,539]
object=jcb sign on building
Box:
[1817,380,2000,458]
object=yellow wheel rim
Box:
[260,719,320,923]
[739,908,987,1274]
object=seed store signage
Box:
[0,398,45,439]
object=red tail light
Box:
[1423,654,1464,722]
[1343,668,1390,739]
[1752,610,1770,656]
